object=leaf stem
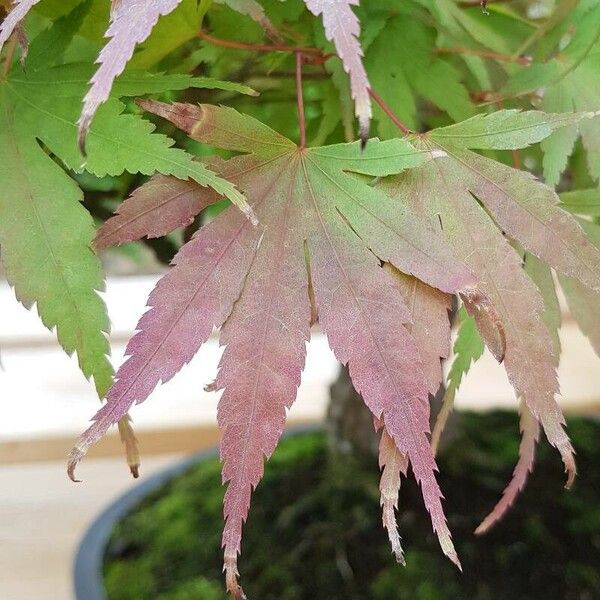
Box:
[368,89,413,135]
[198,29,331,60]
[198,29,410,138]
[296,52,307,149]
[434,47,532,65]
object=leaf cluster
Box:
[2,1,600,598]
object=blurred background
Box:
[1,250,599,599]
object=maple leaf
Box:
[77,0,186,147]
[475,402,539,534]
[431,307,484,454]
[559,219,600,359]
[504,7,600,185]
[69,101,487,597]
[364,2,474,135]
[94,173,219,250]
[0,8,252,470]
[378,110,600,500]
[377,422,409,565]
[372,267,452,565]
[304,0,372,142]
[472,250,566,527]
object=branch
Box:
[435,47,532,66]
[198,29,332,62]
[368,89,413,135]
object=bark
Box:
[325,365,458,461]
[326,365,379,460]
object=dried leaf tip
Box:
[382,499,406,565]
[443,540,463,572]
[204,380,218,393]
[67,446,84,483]
[77,115,91,157]
[562,446,577,489]
[225,555,247,600]
[359,122,369,151]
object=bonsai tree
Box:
[1,0,600,597]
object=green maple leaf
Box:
[559,218,600,359]
[365,1,474,135]
[505,6,600,186]
[0,11,255,398]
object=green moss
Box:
[104,413,600,600]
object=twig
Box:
[199,29,412,138]
[198,29,331,60]
[368,88,413,135]
[435,46,532,65]
[296,52,306,149]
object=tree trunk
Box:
[325,366,457,461]
[326,365,379,460]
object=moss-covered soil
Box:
[104,412,600,600]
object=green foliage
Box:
[2,0,600,596]
[0,2,254,393]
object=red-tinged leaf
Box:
[217,165,311,598]
[94,174,218,250]
[74,103,480,589]
[456,150,600,293]
[380,155,576,487]
[0,0,40,51]
[137,100,297,158]
[378,425,409,565]
[307,186,460,567]
[386,264,452,397]
[68,155,272,479]
[304,0,372,141]
[475,403,540,534]
[78,0,185,148]
[140,101,476,295]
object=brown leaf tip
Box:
[67,443,88,482]
[137,98,200,137]
[224,555,247,600]
[130,464,140,479]
[204,380,218,393]
[67,457,82,483]
[77,116,91,157]
[359,125,369,151]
